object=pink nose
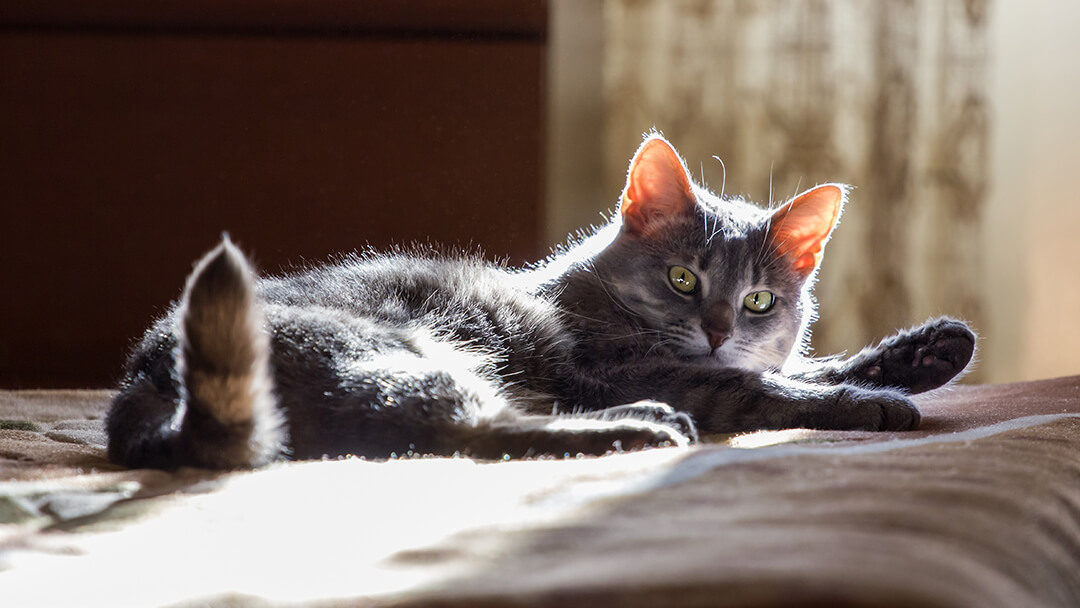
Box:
[707,330,730,350]
[703,304,734,350]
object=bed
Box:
[2,376,1079,607]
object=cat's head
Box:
[592,134,845,372]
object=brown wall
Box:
[0,2,548,388]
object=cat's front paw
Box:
[847,318,976,394]
[834,387,921,432]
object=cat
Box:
[106,134,976,470]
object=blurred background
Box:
[1,0,1077,387]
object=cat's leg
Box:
[449,413,691,459]
[739,373,921,432]
[577,363,921,434]
[282,365,692,460]
[807,317,976,394]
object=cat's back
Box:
[257,250,571,369]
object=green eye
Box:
[668,266,698,293]
[744,291,775,313]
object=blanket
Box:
[1,377,1079,607]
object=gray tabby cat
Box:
[106,135,975,470]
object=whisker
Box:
[712,155,727,201]
[595,328,665,342]
[645,337,680,358]
[769,160,775,207]
[588,262,641,321]
[756,214,783,269]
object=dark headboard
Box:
[0,1,548,387]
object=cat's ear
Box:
[619,136,697,236]
[768,184,846,276]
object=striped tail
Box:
[172,236,283,468]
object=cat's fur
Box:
[106,135,976,470]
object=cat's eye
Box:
[743,291,775,313]
[668,266,698,294]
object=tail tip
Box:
[185,236,256,305]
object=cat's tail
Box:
[171,236,284,468]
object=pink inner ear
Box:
[620,137,695,235]
[769,184,845,274]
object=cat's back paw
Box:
[611,422,693,452]
[541,416,693,456]
[856,317,976,394]
[584,400,699,443]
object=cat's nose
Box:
[702,304,734,350]
[706,328,730,350]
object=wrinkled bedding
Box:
[2,377,1079,607]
